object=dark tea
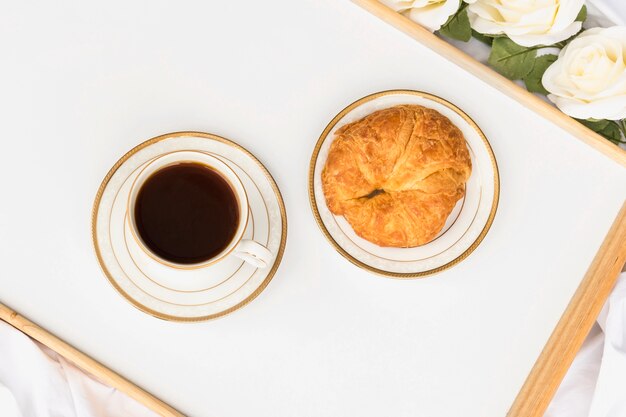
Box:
[133,162,240,264]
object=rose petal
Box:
[380,0,415,12]
[543,27,626,120]
[405,0,461,32]
[549,93,626,120]
[550,0,585,33]
[468,0,586,46]
[508,22,581,47]
[513,3,557,33]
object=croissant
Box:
[322,104,472,247]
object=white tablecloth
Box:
[0,320,157,417]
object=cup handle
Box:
[233,240,273,268]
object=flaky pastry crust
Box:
[322,105,471,247]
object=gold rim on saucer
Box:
[92,131,287,322]
[308,90,500,279]
[109,151,270,307]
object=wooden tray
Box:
[351,2,626,416]
[1,2,625,416]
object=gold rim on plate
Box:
[92,131,288,322]
[308,90,500,279]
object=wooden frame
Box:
[350,1,626,416]
[509,200,626,415]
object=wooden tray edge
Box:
[0,305,185,417]
[507,200,626,417]
[351,0,626,168]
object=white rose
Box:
[380,0,472,32]
[467,0,584,47]
[542,27,626,121]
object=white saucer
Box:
[309,90,499,278]
[92,132,287,321]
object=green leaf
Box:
[488,37,537,80]
[597,123,621,142]
[438,5,472,42]
[523,54,557,94]
[471,30,493,45]
[575,5,587,22]
[578,119,609,130]
[577,119,623,143]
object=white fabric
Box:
[0,321,157,417]
[547,272,626,417]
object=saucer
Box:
[309,90,499,278]
[92,132,287,321]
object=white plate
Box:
[93,132,287,321]
[309,90,499,278]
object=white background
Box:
[1,1,625,416]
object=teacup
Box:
[127,151,272,269]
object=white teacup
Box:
[127,151,272,269]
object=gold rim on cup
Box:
[125,151,251,270]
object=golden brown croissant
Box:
[322,104,471,247]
